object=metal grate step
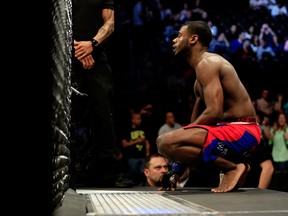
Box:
[78,190,216,215]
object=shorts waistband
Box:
[232,117,256,123]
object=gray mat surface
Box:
[75,187,288,216]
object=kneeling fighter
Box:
[156,21,261,193]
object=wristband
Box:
[91,39,99,49]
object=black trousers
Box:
[71,59,123,186]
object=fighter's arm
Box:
[190,81,203,122]
[192,58,224,125]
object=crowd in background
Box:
[110,0,287,125]
[111,0,287,96]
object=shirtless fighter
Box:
[156,21,261,192]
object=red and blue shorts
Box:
[183,121,261,163]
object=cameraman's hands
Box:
[159,171,180,191]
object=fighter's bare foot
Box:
[235,164,250,189]
[211,163,246,193]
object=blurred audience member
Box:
[258,23,279,49]
[229,31,246,55]
[233,39,257,62]
[256,39,276,61]
[249,0,269,11]
[274,92,288,116]
[269,0,288,18]
[225,23,239,41]
[263,112,288,191]
[121,112,151,186]
[284,35,288,52]
[207,20,218,38]
[255,89,275,122]
[208,32,230,59]
[158,111,182,136]
[132,0,146,55]
[264,112,288,173]
[244,139,274,189]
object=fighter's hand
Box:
[159,171,179,191]
[74,40,94,60]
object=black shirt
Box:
[72,0,114,40]
[72,0,114,63]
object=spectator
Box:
[225,24,239,42]
[244,25,256,41]
[263,112,288,191]
[283,100,288,116]
[208,32,230,59]
[243,139,274,189]
[132,0,148,57]
[255,89,275,122]
[229,31,246,55]
[174,2,192,24]
[274,92,288,116]
[121,112,151,186]
[258,23,279,49]
[256,37,276,61]
[264,112,288,173]
[249,0,269,11]
[284,35,288,52]
[158,111,182,136]
[250,34,260,52]
[207,20,218,38]
[143,153,169,187]
[233,39,257,62]
[269,0,288,18]
[129,80,159,153]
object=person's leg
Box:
[156,127,206,165]
[84,65,133,187]
[86,68,121,183]
[127,158,138,183]
[211,158,249,192]
[156,127,249,192]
